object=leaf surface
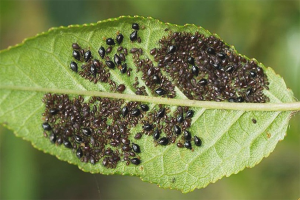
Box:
[0,16,296,193]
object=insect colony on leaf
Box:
[42,22,269,168]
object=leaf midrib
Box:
[0,85,299,111]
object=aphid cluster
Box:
[151,32,270,102]
[42,93,146,168]
[42,92,203,167]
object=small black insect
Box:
[140,104,149,111]
[98,46,105,59]
[246,88,252,96]
[143,123,153,131]
[158,137,169,145]
[173,125,181,135]
[177,114,184,123]
[225,65,234,73]
[177,142,184,148]
[207,47,215,54]
[187,57,194,65]
[155,88,166,96]
[42,122,51,131]
[121,106,129,117]
[72,50,81,61]
[63,140,72,148]
[114,54,121,65]
[76,148,83,158]
[70,61,78,72]
[49,132,56,143]
[156,108,165,118]
[72,43,81,49]
[183,130,191,140]
[134,133,142,139]
[194,136,202,146]
[131,158,141,165]
[106,46,112,53]
[152,75,160,84]
[199,78,207,86]
[184,141,192,149]
[120,63,127,73]
[228,98,236,102]
[117,84,126,93]
[186,110,194,118]
[132,143,141,153]
[84,50,92,62]
[82,128,91,136]
[131,108,141,117]
[74,135,83,143]
[167,45,176,54]
[250,71,257,78]
[132,23,139,30]
[216,52,226,60]
[153,128,160,140]
[106,38,115,45]
[90,64,97,77]
[116,33,124,44]
[130,31,138,41]
[106,61,115,69]
[49,108,58,115]
[252,119,257,124]
[236,97,244,102]
[191,66,199,76]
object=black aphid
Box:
[114,54,121,65]
[187,57,194,65]
[143,123,153,131]
[199,78,207,86]
[132,23,139,30]
[153,129,160,140]
[132,143,141,153]
[246,88,252,96]
[49,132,56,143]
[183,130,191,140]
[72,50,81,61]
[156,108,165,118]
[184,141,192,149]
[173,125,181,135]
[106,38,115,45]
[134,133,142,139]
[167,45,176,54]
[131,108,141,117]
[252,119,257,124]
[117,84,126,93]
[130,31,138,41]
[131,158,141,165]
[84,50,92,62]
[155,88,166,96]
[106,61,115,69]
[216,52,226,59]
[120,63,127,73]
[158,137,169,145]
[152,75,160,84]
[121,106,129,117]
[72,43,81,49]
[186,110,194,118]
[250,71,257,78]
[207,47,215,54]
[76,148,83,158]
[75,135,83,143]
[228,98,236,102]
[98,46,105,59]
[42,122,52,131]
[63,140,72,148]
[49,108,58,115]
[82,128,91,136]
[236,97,244,102]
[140,104,149,111]
[70,61,78,72]
[90,64,97,77]
[194,136,202,146]
[191,66,199,76]
[177,114,184,123]
[116,34,124,44]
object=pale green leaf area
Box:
[0,16,297,193]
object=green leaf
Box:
[0,16,298,193]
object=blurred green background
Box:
[0,0,299,199]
